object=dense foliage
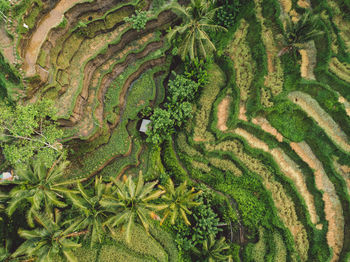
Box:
[0,100,64,167]
[1,0,350,261]
[124,10,148,31]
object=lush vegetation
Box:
[0,0,350,261]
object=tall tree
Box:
[191,234,232,262]
[100,172,165,243]
[0,99,64,166]
[158,178,201,225]
[6,157,78,226]
[12,210,84,262]
[278,11,323,56]
[66,177,110,247]
[167,0,227,60]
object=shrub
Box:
[267,101,310,142]
[124,10,148,31]
[167,73,199,104]
[146,108,174,144]
[184,58,209,88]
[147,71,199,145]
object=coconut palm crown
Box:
[66,176,110,247]
[278,10,323,56]
[12,210,83,262]
[100,172,165,243]
[167,0,227,60]
[6,157,78,226]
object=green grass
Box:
[112,224,168,262]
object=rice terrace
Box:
[0,0,350,261]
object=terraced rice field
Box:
[1,0,350,261]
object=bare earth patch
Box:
[299,41,316,80]
[338,95,350,117]
[290,142,344,262]
[297,0,310,8]
[238,103,248,121]
[288,91,350,152]
[217,96,231,131]
[234,128,319,225]
[278,0,292,13]
[252,117,284,142]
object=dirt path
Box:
[217,96,231,131]
[23,0,86,76]
[234,128,320,225]
[288,91,350,152]
[290,142,344,262]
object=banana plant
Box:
[158,178,202,226]
[100,172,165,243]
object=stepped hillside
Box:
[0,0,349,261]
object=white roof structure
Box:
[139,119,151,133]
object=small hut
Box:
[139,119,151,133]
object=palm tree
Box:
[0,239,11,262]
[278,11,323,56]
[158,178,201,226]
[12,210,85,262]
[192,234,232,262]
[6,157,78,226]
[0,190,8,221]
[100,172,165,243]
[65,177,110,247]
[167,0,227,60]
